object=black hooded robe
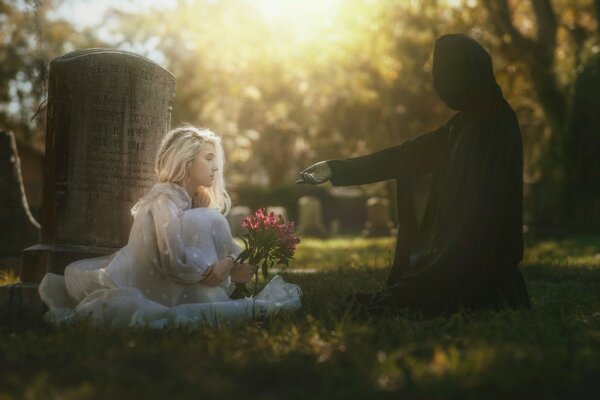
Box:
[327,34,531,317]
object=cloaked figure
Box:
[298,34,531,317]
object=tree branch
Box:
[531,0,557,61]
[480,0,535,57]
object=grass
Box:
[1,234,600,399]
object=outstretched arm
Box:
[326,124,448,186]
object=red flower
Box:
[235,208,301,295]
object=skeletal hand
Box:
[295,161,332,185]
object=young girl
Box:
[39,125,302,328]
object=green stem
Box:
[253,267,259,297]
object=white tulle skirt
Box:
[38,198,303,329]
[39,272,302,329]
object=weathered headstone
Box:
[0,130,40,258]
[20,49,176,282]
[227,205,251,237]
[362,196,394,237]
[329,219,340,236]
[266,206,287,221]
[297,196,327,237]
[329,187,367,235]
[0,281,47,325]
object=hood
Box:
[432,34,503,111]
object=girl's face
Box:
[188,143,218,188]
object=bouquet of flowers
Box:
[230,208,301,298]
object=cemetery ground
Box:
[1,234,600,399]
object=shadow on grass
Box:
[1,236,600,398]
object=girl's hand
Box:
[200,257,234,287]
[230,263,258,284]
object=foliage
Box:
[0,0,104,141]
[2,0,600,229]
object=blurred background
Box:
[2,0,600,235]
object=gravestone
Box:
[0,130,40,258]
[297,196,327,237]
[227,206,251,237]
[329,219,340,236]
[362,196,394,237]
[0,282,46,325]
[266,206,287,221]
[20,49,176,282]
[329,187,367,235]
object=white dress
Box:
[38,182,303,329]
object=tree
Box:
[481,0,600,231]
[0,0,103,144]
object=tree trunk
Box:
[481,0,600,232]
[565,52,600,231]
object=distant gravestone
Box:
[362,196,394,237]
[329,219,340,236]
[297,196,327,237]
[266,206,287,221]
[329,187,366,235]
[20,49,176,282]
[227,206,251,237]
[0,130,40,257]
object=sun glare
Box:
[253,0,341,31]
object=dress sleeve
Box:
[149,195,213,285]
[326,124,448,186]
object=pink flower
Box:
[236,208,301,279]
[255,208,265,220]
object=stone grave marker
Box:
[297,196,327,237]
[362,196,394,237]
[266,206,287,221]
[227,205,251,237]
[20,48,176,282]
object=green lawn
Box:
[1,235,599,399]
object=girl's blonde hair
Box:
[154,124,231,215]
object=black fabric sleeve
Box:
[326,124,448,186]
